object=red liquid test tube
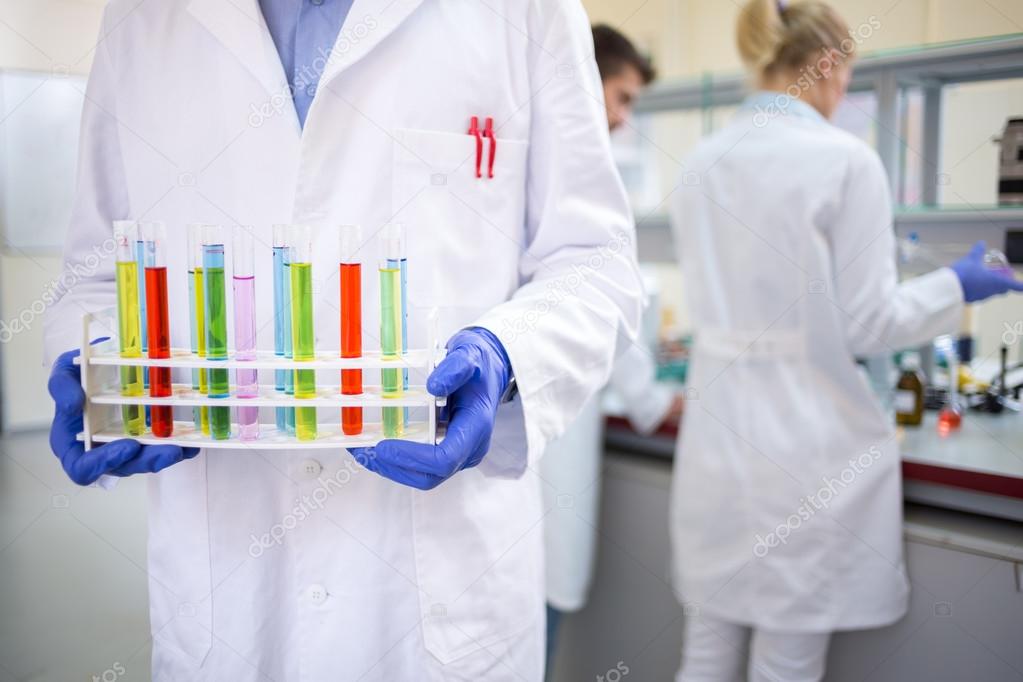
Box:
[340,225,363,435]
[143,221,173,437]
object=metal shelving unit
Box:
[631,34,1023,263]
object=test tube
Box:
[272,225,296,434]
[290,225,317,440]
[191,226,211,435]
[135,231,150,426]
[380,224,405,437]
[142,221,172,438]
[339,225,363,435]
[186,225,204,431]
[113,221,145,436]
[234,227,259,440]
[203,225,231,440]
[385,223,408,423]
[283,238,296,434]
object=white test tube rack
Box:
[74,310,446,450]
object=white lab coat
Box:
[541,339,674,612]
[43,1,642,679]
[669,98,963,632]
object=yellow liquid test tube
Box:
[188,224,210,435]
[113,221,145,436]
[290,225,317,441]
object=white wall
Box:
[0,0,104,429]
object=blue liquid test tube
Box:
[272,226,296,435]
[279,227,296,435]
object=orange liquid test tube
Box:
[340,225,363,435]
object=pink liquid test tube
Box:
[234,227,259,440]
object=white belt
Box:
[692,328,805,360]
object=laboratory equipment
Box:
[204,225,231,440]
[136,230,150,430]
[936,336,963,437]
[379,224,405,437]
[983,248,1014,277]
[234,227,259,440]
[339,224,363,436]
[894,353,925,426]
[998,118,1023,206]
[142,221,173,438]
[290,225,317,440]
[194,226,212,435]
[272,225,295,434]
[385,223,409,423]
[113,221,145,436]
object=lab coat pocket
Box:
[146,457,214,668]
[392,127,528,325]
[412,474,542,669]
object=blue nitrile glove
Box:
[352,327,511,490]
[951,241,1023,303]
[48,345,199,486]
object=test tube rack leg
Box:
[76,310,446,450]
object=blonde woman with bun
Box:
[669,1,1023,680]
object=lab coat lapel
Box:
[186,0,290,100]
[317,0,425,87]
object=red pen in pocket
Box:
[482,117,496,179]
[468,116,483,178]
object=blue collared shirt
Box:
[259,0,354,128]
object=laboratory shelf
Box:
[635,34,1023,114]
[89,383,436,407]
[83,421,437,449]
[894,205,1023,225]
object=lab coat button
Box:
[300,459,322,478]
[307,584,328,605]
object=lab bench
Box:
[604,409,1023,522]
[551,435,1023,682]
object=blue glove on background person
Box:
[951,241,1023,303]
[48,346,199,485]
[352,327,511,490]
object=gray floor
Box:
[0,430,152,682]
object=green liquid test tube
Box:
[203,226,231,440]
[113,221,145,436]
[380,224,405,438]
[290,225,317,441]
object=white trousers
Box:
[676,615,831,682]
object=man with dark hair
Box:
[542,22,678,681]
[592,24,657,131]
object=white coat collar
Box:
[187,0,290,101]
[740,90,827,125]
[317,0,424,88]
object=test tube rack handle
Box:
[76,309,447,450]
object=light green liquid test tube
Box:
[203,226,231,440]
[380,224,405,438]
[113,221,145,436]
[290,225,317,441]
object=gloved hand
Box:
[351,327,511,490]
[49,345,199,486]
[951,241,1023,303]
